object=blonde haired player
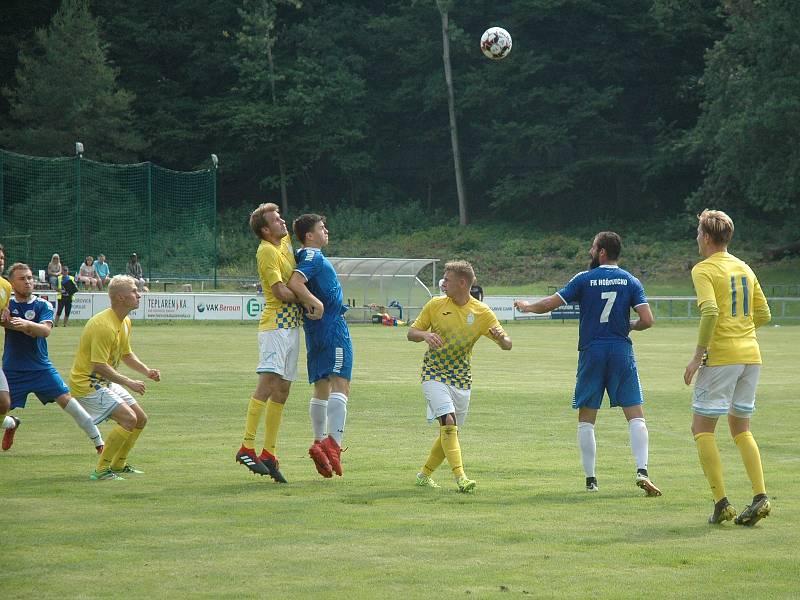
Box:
[408,260,512,492]
[0,244,20,449]
[235,202,303,483]
[69,275,161,480]
[684,209,772,525]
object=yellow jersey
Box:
[691,251,770,366]
[257,235,302,331]
[68,308,133,397]
[0,276,11,312]
[411,295,505,389]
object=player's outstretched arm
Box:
[514,294,564,314]
[287,272,324,320]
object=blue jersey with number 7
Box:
[557,265,648,351]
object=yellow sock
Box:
[110,427,143,471]
[440,425,465,479]
[694,432,726,502]
[262,400,285,456]
[422,434,446,476]
[734,431,766,496]
[97,426,131,472]
[242,397,266,449]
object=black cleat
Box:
[586,477,599,492]
[708,497,737,524]
[735,495,771,527]
[259,450,288,483]
[236,445,270,476]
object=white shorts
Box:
[257,328,300,382]
[692,364,761,418]
[76,383,137,425]
[422,379,471,427]
[0,369,8,393]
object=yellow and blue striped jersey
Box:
[257,235,301,331]
[68,308,133,398]
[691,252,770,366]
[412,295,504,389]
[0,276,11,312]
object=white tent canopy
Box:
[328,257,439,321]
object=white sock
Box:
[577,421,596,478]
[309,397,327,441]
[327,392,348,446]
[628,417,649,471]
[63,398,104,447]
[2,415,16,429]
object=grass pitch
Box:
[1,320,797,599]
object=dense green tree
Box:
[686,0,800,214]
[1,0,144,161]
[215,0,371,211]
[89,0,241,171]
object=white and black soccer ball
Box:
[480,27,512,60]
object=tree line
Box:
[1,0,798,229]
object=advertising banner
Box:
[194,295,243,320]
[143,294,194,320]
[243,296,265,321]
[483,296,552,320]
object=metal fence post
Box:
[75,151,82,268]
[147,162,153,285]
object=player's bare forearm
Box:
[271,281,298,303]
[287,273,324,319]
[514,295,563,314]
[408,327,443,348]
[6,317,51,338]
[122,353,160,381]
[489,325,512,350]
[92,362,145,392]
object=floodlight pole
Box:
[211,154,219,289]
[75,141,84,269]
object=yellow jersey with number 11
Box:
[691,251,770,366]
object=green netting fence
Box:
[0,148,217,284]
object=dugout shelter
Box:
[329,257,439,323]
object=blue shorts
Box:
[7,367,70,409]
[305,318,353,384]
[572,343,643,410]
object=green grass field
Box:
[2,321,797,599]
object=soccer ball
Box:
[480,27,512,60]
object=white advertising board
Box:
[143,294,194,320]
[243,296,265,321]
[483,296,551,320]
[194,295,243,320]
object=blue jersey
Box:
[3,296,55,371]
[294,247,348,338]
[557,265,648,351]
